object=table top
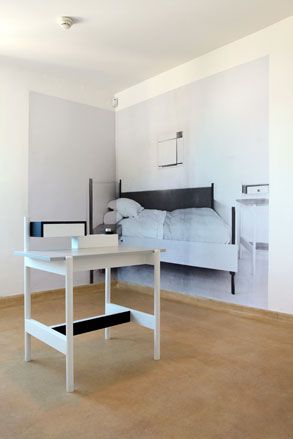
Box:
[15,245,165,262]
[236,198,269,206]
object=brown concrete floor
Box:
[1,287,293,439]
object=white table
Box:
[236,198,269,275]
[15,245,163,392]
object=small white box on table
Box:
[71,234,118,249]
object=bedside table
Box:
[93,223,122,238]
[236,198,269,275]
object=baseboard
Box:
[2,279,293,325]
[0,281,118,308]
[115,281,293,324]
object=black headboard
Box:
[119,180,214,211]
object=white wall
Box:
[29,92,115,292]
[0,59,113,297]
[116,57,269,240]
[0,66,28,297]
[2,17,293,313]
[115,16,293,314]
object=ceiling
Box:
[0,0,293,95]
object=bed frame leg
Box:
[230,272,235,295]
[89,178,94,285]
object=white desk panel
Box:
[15,245,165,262]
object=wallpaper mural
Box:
[100,57,269,309]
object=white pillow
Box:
[107,198,143,218]
[104,211,123,225]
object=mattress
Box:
[120,208,231,244]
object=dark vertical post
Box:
[89,178,93,235]
[231,206,236,245]
[211,183,214,210]
[230,206,236,294]
[230,272,235,295]
[89,178,94,284]
[119,179,122,197]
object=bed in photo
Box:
[89,179,238,294]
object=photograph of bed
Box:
[89,179,238,294]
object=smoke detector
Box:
[57,16,74,30]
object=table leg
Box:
[153,250,160,360]
[105,268,111,340]
[65,257,74,393]
[24,265,31,362]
